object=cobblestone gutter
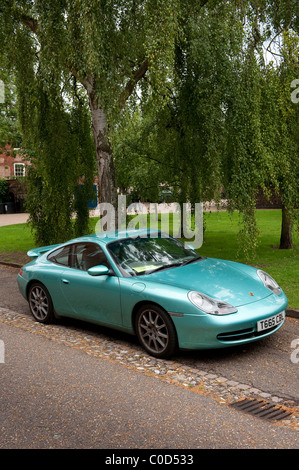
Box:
[1,306,298,432]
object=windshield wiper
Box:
[148,262,184,274]
[148,256,204,274]
[181,255,204,266]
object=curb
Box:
[0,261,298,319]
[287,308,299,319]
[0,261,24,269]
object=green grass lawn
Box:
[0,209,298,307]
[0,223,34,254]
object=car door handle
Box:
[61,279,70,284]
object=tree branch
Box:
[119,59,149,108]
[20,13,39,35]
[0,2,38,34]
[130,152,183,172]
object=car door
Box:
[54,242,122,327]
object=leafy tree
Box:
[0,0,191,232]
[262,31,299,249]
[0,0,297,251]
[114,2,244,202]
[24,86,96,245]
[113,2,262,254]
[0,179,8,203]
[0,70,22,148]
[114,1,299,255]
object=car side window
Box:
[73,243,110,272]
[48,242,110,271]
[47,245,71,267]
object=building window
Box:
[14,163,25,177]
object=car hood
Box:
[143,258,271,307]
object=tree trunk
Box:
[85,78,118,231]
[279,205,293,249]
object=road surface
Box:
[0,265,298,450]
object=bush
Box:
[0,179,8,203]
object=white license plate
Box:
[257,311,285,332]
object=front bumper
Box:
[172,291,288,350]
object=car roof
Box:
[70,228,162,245]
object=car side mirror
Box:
[88,265,110,276]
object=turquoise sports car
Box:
[17,229,288,358]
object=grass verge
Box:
[0,209,297,307]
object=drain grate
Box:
[230,398,293,421]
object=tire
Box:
[28,282,55,324]
[135,304,178,359]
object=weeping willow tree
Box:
[0,0,189,235]
[113,2,244,206]
[0,70,21,148]
[222,38,266,255]
[113,0,299,256]
[0,1,297,249]
[224,1,299,251]
[2,16,97,244]
[112,2,266,255]
[279,32,299,250]
[24,86,96,245]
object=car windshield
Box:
[108,234,203,276]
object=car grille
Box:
[217,325,278,342]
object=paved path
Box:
[0,213,29,227]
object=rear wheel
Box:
[135,304,177,358]
[28,282,54,324]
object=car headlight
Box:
[188,291,237,315]
[257,270,281,296]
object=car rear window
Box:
[47,245,71,267]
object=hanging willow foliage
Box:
[1,12,96,246]
[0,0,297,251]
[17,62,96,245]
[113,2,298,258]
[24,83,96,245]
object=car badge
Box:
[248,292,254,296]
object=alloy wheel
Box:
[136,305,177,358]
[29,284,53,323]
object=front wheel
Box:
[135,304,178,358]
[28,282,55,324]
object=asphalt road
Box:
[1,265,298,405]
[1,321,299,450]
[0,265,299,450]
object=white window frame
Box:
[13,163,26,177]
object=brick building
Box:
[0,146,30,179]
[0,146,30,213]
